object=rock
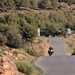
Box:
[0,55,20,75]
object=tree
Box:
[6,30,22,48]
[58,0,75,4]
[0,0,15,11]
[14,0,30,9]
[51,0,58,9]
[38,0,52,9]
[29,0,38,9]
[19,17,37,41]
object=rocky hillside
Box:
[0,55,20,75]
[0,37,49,75]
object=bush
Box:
[19,16,37,41]
[16,61,33,75]
[0,23,8,45]
[6,30,23,48]
[25,48,41,57]
[0,33,7,45]
[0,0,15,11]
[16,61,41,75]
[38,0,52,9]
[29,0,38,9]
[58,0,75,4]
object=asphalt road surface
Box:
[49,36,66,56]
[35,56,75,75]
[35,36,75,75]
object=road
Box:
[50,36,66,56]
[35,56,75,75]
[35,36,75,75]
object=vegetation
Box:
[0,0,74,11]
[0,0,75,75]
[16,61,42,75]
[0,10,75,48]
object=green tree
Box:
[29,0,38,9]
[0,0,15,11]
[19,16,37,41]
[51,0,58,9]
[14,0,30,9]
[38,0,52,9]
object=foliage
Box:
[19,15,37,41]
[58,0,75,4]
[0,32,7,45]
[0,9,75,47]
[0,0,15,11]
[0,0,74,48]
[0,0,75,11]
[38,0,52,9]
[16,61,42,75]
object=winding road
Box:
[35,36,75,75]
[50,36,66,56]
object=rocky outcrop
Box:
[0,55,20,75]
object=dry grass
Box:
[64,34,75,53]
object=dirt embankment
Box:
[0,46,31,75]
[24,37,50,56]
[64,34,75,54]
[0,37,51,75]
[0,55,20,75]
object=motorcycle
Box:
[48,47,54,56]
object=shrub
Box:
[16,61,42,75]
[16,61,33,75]
[0,23,8,45]
[6,31,22,48]
[0,0,15,11]
[19,16,37,41]
[0,33,7,46]
[25,48,41,57]
[38,0,52,9]
[29,0,38,9]
[0,23,8,32]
